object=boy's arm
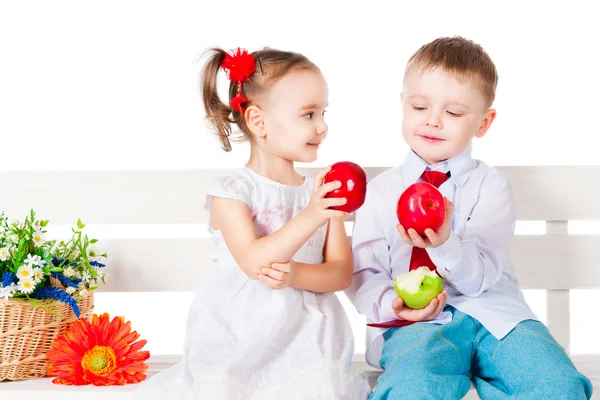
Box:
[427,172,516,297]
[345,190,399,323]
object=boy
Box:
[347,36,593,399]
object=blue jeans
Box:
[370,307,593,399]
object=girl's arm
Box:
[211,167,347,279]
[288,216,353,293]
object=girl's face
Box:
[259,69,329,163]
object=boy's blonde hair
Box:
[405,36,498,108]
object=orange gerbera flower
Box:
[47,313,150,386]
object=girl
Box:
[135,47,371,399]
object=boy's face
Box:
[401,67,496,165]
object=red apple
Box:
[397,182,445,236]
[324,161,367,213]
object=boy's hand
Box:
[397,197,454,248]
[392,290,448,322]
[259,261,297,289]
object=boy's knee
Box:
[526,368,593,399]
[371,371,470,400]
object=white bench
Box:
[1,166,599,399]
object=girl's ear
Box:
[245,105,266,141]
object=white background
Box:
[1,1,599,356]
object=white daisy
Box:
[33,255,45,267]
[17,278,36,294]
[93,266,105,278]
[65,286,76,295]
[63,267,75,278]
[24,254,38,268]
[79,289,88,297]
[16,265,34,280]
[32,268,44,283]
[81,271,91,282]
[95,267,108,283]
[32,231,45,247]
[0,247,9,261]
[10,234,18,244]
[0,284,16,301]
[69,250,80,261]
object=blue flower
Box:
[32,286,80,318]
[90,261,106,268]
[51,272,80,288]
[1,272,17,288]
[52,257,65,267]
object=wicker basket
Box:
[0,292,94,381]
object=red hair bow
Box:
[221,48,256,113]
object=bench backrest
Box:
[2,166,599,353]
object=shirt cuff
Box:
[427,232,462,278]
[378,288,401,322]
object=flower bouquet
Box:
[0,209,106,381]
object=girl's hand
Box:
[302,166,348,228]
[258,261,297,290]
[392,290,448,322]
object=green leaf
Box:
[89,239,98,244]
[76,219,85,230]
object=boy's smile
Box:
[401,66,496,165]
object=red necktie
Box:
[408,171,450,273]
[367,170,450,329]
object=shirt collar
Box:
[402,144,476,186]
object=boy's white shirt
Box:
[346,144,537,369]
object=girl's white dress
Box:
[134,167,371,400]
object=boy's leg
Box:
[473,319,593,400]
[369,307,473,400]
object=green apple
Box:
[394,267,443,309]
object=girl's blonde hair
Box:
[201,48,319,152]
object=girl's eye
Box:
[412,106,426,111]
[447,111,462,117]
[304,112,314,119]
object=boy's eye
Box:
[412,106,426,111]
[447,111,462,117]
[304,112,314,119]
